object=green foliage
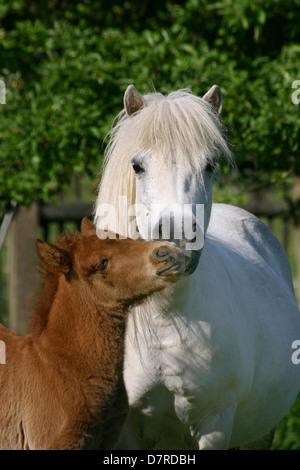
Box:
[273,392,300,450]
[0,0,299,449]
[1,0,300,214]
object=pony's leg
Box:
[192,407,236,450]
[116,408,151,450]
[239,427,276,450]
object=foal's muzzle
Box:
[153,244,185,276]
[151,212,204,275]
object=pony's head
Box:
[96,85,233,274]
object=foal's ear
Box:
[202,85,223,114]
[36,240,71,273]
[81,217,96,235]
[124,84,147,116]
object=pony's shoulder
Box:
[210,203,258,222]
[209,203,274,239]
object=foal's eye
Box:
[132,163,144,175]
[94,259,109,272]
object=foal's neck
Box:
[39,275,127,373]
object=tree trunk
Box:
[8,203,39,335]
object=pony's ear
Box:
[81,217,96,235]
[124,84,147,116]
[36,239,71,273]
[202,85,223,114]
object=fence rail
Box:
[40,199,293,252]
[1,195,299,334]
[39,202,94,240]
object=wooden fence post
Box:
[8,202,39,335]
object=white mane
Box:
[95,89,233,234]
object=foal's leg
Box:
[46,423,86,450]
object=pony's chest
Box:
[157,321,213,391]
[126,314,213,397]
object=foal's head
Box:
[35,218,184,315]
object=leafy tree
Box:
[1,0,300,215]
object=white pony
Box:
[95,84,300,450]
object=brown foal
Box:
[0,217,184,449]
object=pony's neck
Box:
[38,275,127,374]
[132,277,192,320]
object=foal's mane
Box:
[29,230,80,335]
[95,88,233,237]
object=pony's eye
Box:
[94,259,109,272]
[132,163,144,175]
[205,162,215,173]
